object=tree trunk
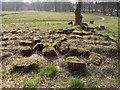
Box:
[74,2,83,25]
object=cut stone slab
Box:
[2,37,8,41]
[19,40,32,46]
[69,35,82,39]
[11,30,17,34]
[11,59,39,73]
[89,52,102,66]
[53,41,61,49]
[33,37,41,45]
[65,44,78,57]
[59,42,69,54]
[73,30,92,36]
[105,36,117,41]
[42,47,57,58]
[20,46,32,57]
[33,43,44,51]
[0,52,12,60]
[67,61,86,71]
[78,48,90,58]
[59,36,67,42]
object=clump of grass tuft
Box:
[22,79,40,88]
[40,65,58,77]
[67,78,84,88]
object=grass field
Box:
[1,11,119,88]
[1,11,118,36]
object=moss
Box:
[65,44,78,57]
[60,36,67,42]
[89,52,102,65]
[56,30,63,34]
[73,30,92,36]
[53,41,61,49]
[20,40,32,46]
[0,47,8,50]
[69,35,82,39]
[20,46,32,57]
[61,56,80,68]
[59,42,69,54]
[33,37,41,44]
[44,43,51,47]
[33,43,44,51]
[42,47,57,57]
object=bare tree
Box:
[74,1,83,25]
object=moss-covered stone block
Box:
[20,46,32,57]
[33,43,44,51]
[20,40,32,46]
[42,47,57,58]
[11,59,39,73]
[67,61,86,71]
[78,48,90,58]
[33,37,41,45]
[53,41,61,49]
[73,30,92,36]
[60,36,67,42]
[65,44,78,57]
[2,37,8,41]
[11,30,17,34]
[69,35,82,39]
[89,52,102,66]
[59,42,69,54]
[0,47,9,51]
[0,52,12,60]
[56,30,63,34]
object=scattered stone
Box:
[90,21,94,24]
[69,35,82,39]
[0,52,12,60]
[59,42,69,54]
[66,56,80,61]
[33,43,44,51]
[33,37,41,45]
[100,25,106,30]
[89,52,102,66]
[53,41,61,49]
[65,44,78,57]
[20,46,32,57]
[42,47,57,58]
[67,61,86,71]
[73,30,92,36]
[59,36,67,42]
[105,36,117,41]
[78,48,90,58]
[11,59,39,73]
[19,40,32,46]
[11,30,17,34]
[2,36,8,41]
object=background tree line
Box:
[1,1,120,17]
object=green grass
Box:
[22,79,40,88]
[40,65,58,77]
[67,78,84,88]
[2,11,118,37]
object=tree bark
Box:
[74,2,83,26]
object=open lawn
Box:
[1,11,118,36]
